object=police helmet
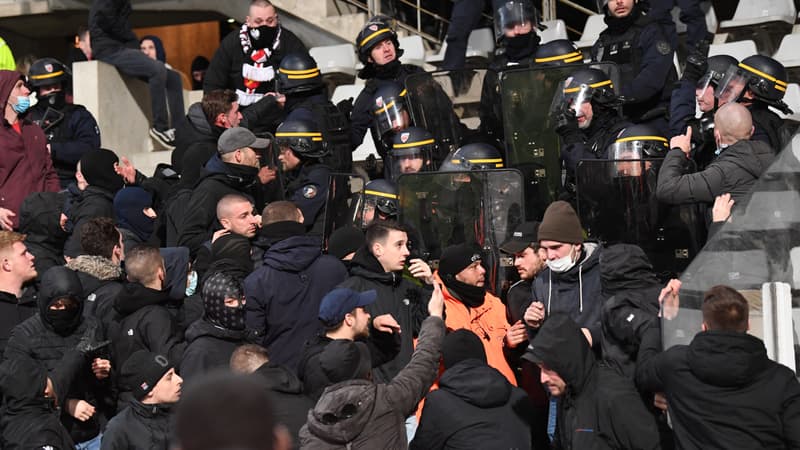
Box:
[534,39,583,66]
[356,17,404,65]
[275,118,329,159]
[608,124,669,159]
[372,82,409,137]
[716,55,788,105]
[364,179,399,217]
[28,57,70,87]
[695,54,738,94]
[392,126,435,157]
[493,0,539,42]
[560,67,616,108]
[439,143,504,172]
[277,52,323,95]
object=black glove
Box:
[554,104,581,142]
[336,97,354,119]
[682,39,711,84]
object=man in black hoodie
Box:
[4,266,113,449]
[101,350,182,449]
[111,244,185,371]
[181,270,252,382]
[230,343,315,447]
[244,201,347,371]
[636,284,800,449]
[178,127,266,258]
[523,314,660,449]
[337,220,433,383]
[411,329,533,450]
[657,102,775,208]
[0,231,39,356]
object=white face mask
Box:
[547,245,578,273]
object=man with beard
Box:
[178,127,266,258]
[435,243,523,385]
[27,57,101,189]
[204,0,307,132]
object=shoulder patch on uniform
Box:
[656,40,671,56]
[302,185,318,199]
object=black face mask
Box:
[373,59,402,80]
[45,307,82,336]
[504,33,541,62]
[250,25,279,49]
[444,275,486,308]
[39,91,67,110]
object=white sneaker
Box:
[150,127,176,148]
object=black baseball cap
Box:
[500,221,540,254]
[318,288,377,327]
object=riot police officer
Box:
[715,55,793,152]
[479,0,541,146]
[591,0,676,136]
[551,68,629,174]
[349,17,423,154]
[670,53,738,169]
[278,52,352,172]
[534,39,584,67]
[358,179,399,228]
[275,118,332,233]
[28,57,101,188]
[371,82,411,163]
[388,126,438,181]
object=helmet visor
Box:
[388,144,434,182]
[550,80,593,118]
[495,1,537,40]
[714,66,747,105]
[373,94,409,137]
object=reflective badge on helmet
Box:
[369,24,378,32]
[400,132,410,143]
[375,96,384,107]
[656,41,671,56]
[303,185,317,199]
[44,63,53,73]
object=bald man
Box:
[217,194,259,238]
[656,102,775,207]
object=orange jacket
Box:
[435,273,517,386]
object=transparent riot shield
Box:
[397,169,525,296]
[662,135,800,373]
[254,132,285,205]
[500,63,621,221]
[575,158,705,279]
[322,173,365,251]
[404,69,490,162]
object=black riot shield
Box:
[254,131,285,206]
[397,169,525,296]
[404,69,490,162]
[575,159,705,278]
[500,63,621,221]
[322,173,365,251]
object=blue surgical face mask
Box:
[185,270,198,297]
[10,95,30,114]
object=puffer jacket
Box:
[337,246,431,382]
[100,400,172,450]
[299,316,444,450]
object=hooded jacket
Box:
[299,316,445,450]
[160,246,202,335]
[3,267,110,445]
[411,359,533,450]
[656,139,775,206]
[0,290,37,357]
[253,362,316,446]
[337,246,431,382]
[88,0,138,59]
[179,319,250,383]
[63,185,117,258]
[436,272,517,386]
[19,191,68,274]
[0,356,75,450]
[100,400,172,450]
[529,242,605,348]
[528,314,660,450]
[636,327,800,449]
[172,102,219,175]
[244,233,347,371]
[66,254,125,323]
[0,71,60,228]
[176,153,259,257]
[599,244,661,378]
[110,282,185,370]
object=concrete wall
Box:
[73,60,202,176]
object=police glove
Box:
[554,107,581,144]
[682,39,710,84]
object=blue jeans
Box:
[75,433,102,450]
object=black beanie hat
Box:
[327,226,365,259]
[79,148,124,193]
[537,201,583,244]
[120,350,172,401]
[442,329,487,369]
[438,243,482,279]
